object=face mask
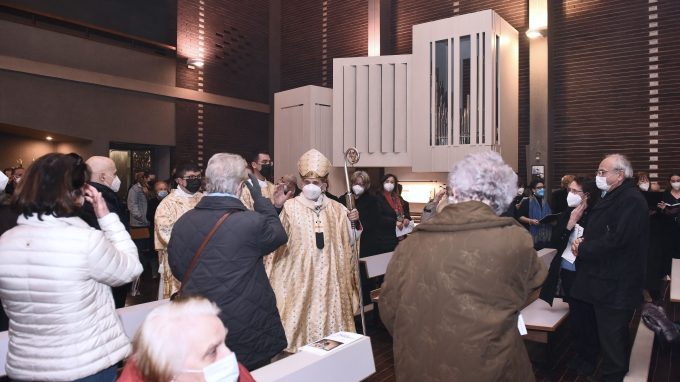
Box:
[185,178,202,193]
[183,352,239,382]
[158,190,169,198]
[596,175,610,192]
[672,182,680,191]
[110,175,121,193]
[566,192,582,208]
[302,183,322,201]
[383,183,395,193]
[517,187,524,196]
[259,164,273,179]
[639,182,649,192]
[535,188,545,198]
[352,185,365,196]
[0,171,7,192]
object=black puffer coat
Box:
[168,194,288,369]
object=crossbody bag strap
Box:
[177,211,233,296]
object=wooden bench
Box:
[359,251,394,304]
[251,333,375,382]
[0,299,169,377]
[670,258,680,303]
[623,318,654,382]
[521,297,569,344]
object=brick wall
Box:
[176,0,269,167]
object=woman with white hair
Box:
[380,151,547,382]
[168,153,289,370]
[118,297,255,382]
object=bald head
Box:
[86,156,117,186]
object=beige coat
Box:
[380,201,547,382]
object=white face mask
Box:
[383,183,395,193]
[595,175,610,192]
[302,183,322,201]
[566,192,582,208]
[671,182,680,191]
[183,352,239,382]
[110,175,121,193]
[352,185,365,196]
[0,171,8,192]
[109,175,120,192]
[639,182,650,192]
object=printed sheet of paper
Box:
[300,331,364,356]
[561,223,584,264]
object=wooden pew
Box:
[0,299,169,377]
[623,318,654,382]
[359,251,394,304]
[521,298,569,344]
[251,334,376,382]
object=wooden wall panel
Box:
[390,0,453,55]
[657,0,680,181]
[281,0,323,90]
[550,0,650,185]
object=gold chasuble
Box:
[240,180,276,210]
[267,195,360,352]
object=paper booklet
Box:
[561,223,584,264]
[396,220,415,237]
[300,331,364,356]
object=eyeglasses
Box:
[182,176,202,180]
[568,188,584,194]
[596,169,620,176]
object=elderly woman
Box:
[168,153,289,370]
[0,153,142,381]
[118,297,255,382]
[380,151,547,382]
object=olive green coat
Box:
[380,201,547,382]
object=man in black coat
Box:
[79,156,131,309]
[168,153,291,371]
[572,154,649,382]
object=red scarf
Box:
[382,190,404,216]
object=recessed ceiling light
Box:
[46,136,53,141]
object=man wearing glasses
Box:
[154,162,204,299]
[241,150,280,210]
[571,154,649,382]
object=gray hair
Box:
[205,153,247,194]
[607,154,634,178]
[448,151,518,215]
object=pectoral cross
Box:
[314,205,324,249]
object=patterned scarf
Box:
[383,190,404,217]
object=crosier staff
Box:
[343,147,366,335]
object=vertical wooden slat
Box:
[381,63,395,153]
[356,65,370,153]
[394,63,408,152]
[368,64,382,153]
[343,65,357,149]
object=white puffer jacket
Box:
[0,213,142,381]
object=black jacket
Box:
[550,188,569,215]
[539,207,591,305]
[370,193,412,255]
[570,180,649,310]
[168,194,288,369]
[79,182,128,230]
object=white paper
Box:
[561,223,584,264]
[396,220,415,237]
[517,313,528,336]
[300,331,364,356]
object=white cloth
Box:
[0,213,142,381]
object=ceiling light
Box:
[526,29,546,39]
[188,58,205,68]
[46,136,53,141]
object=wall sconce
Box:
[526,28,546,39]
[187,58,205,68]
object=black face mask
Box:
[185,178,202,193]
[260,164,273,179]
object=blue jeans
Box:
[72,365,117,382]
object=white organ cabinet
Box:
[411,10,518,172]
[277,10,518,175]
